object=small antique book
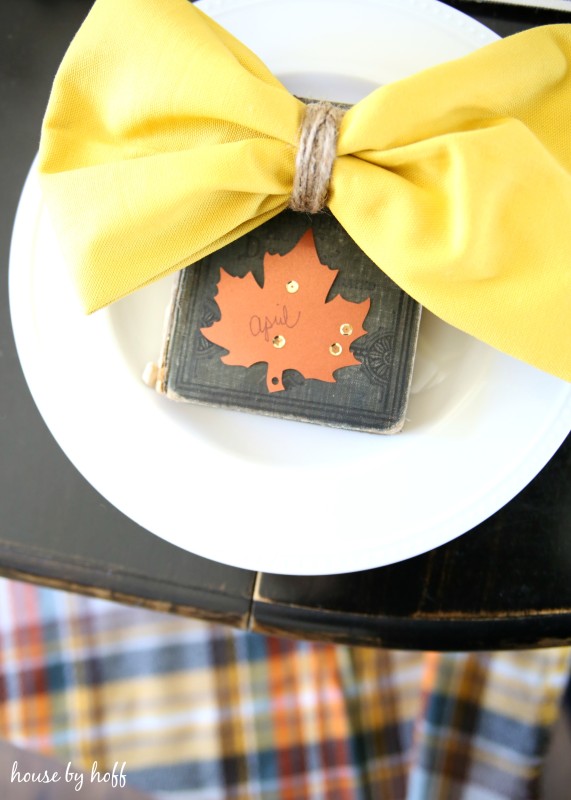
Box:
[147,210,421,434]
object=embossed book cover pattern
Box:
[161,211,421,433]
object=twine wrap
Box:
[289,101,345,213]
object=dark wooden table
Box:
[2,0,570,651]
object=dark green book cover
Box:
[150,210,421,434]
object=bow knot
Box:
[289,101,346,214]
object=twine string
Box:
[289,101,345,213]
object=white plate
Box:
[9,0,571,575]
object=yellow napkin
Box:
[38,0,571,381]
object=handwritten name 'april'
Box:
[249,305,301,341]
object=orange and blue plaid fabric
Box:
[0,577,569,799]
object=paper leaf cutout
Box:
[201,230,371,392]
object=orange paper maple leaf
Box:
[201,230,371,392]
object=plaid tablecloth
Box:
[0,578,569,799]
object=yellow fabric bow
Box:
[38,0,571,381]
